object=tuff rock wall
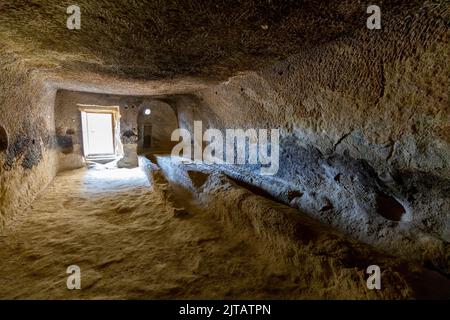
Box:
[171,5,450,274]
[0,52,58,229]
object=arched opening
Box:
[137,100,178,155]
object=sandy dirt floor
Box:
[0,166,307,299]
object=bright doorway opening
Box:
[79,106,122,161]
[83,112,114,156]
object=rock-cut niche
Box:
[0,125,8,152]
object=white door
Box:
[84,112,114,156]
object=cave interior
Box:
[0,0,449,299]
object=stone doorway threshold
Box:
[86,155,119,165]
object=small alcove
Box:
[0,125,8,152]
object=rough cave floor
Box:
[0,166,312,299]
